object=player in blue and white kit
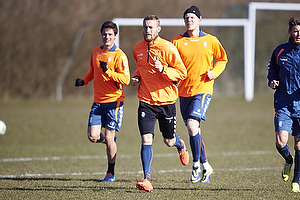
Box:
[267,16,300,193]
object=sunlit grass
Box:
[0,96,299,199]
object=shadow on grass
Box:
[156,186,252,192]
[0,177,253,193]
[0,177,130,182]
[0,177,134,192]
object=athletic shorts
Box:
[138,101,176,139]
[274,108,300,137]
[88,101,124,132]
[179,93,212,125]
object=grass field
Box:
[0,96,299,199]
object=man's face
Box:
[143,20,161,42]
[289,25,300,46]
[102,28,117,49]
[184,13,201,32]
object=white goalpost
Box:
[56,2,300,102]
[247,2,300,102]
[112,17,250,100]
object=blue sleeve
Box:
[267,48,280,87]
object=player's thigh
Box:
[138,101,157,136]
[274,110,292,146]
[104,128,116,142]
[105,101,124,132]
[158,103,176,139]
[88,102,103,127]
[274,109,292,133]
[180,94,211,123]
[88,125,101,140]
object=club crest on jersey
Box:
[137,53,143,60]
[203,42,207,47]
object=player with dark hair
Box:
[267,16,300,193]
[131,14,189,192]
[75,20,130,182]
[172,5,228,184]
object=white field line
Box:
[0,151,277,163]
[0,151,280,178]
[0,167,281,178]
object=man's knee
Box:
[164,137,175,147]
[142,134,153,145]
[88,134,98,143]
[276,130,289,147]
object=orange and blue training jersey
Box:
[172,30,228,97]
[132,36,187,105]
[82,44,130,103]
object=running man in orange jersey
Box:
[131,15,189,192]
[75,21,130,182]
[172,6,228,184]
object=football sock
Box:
[193,161,200,169]
[141,144,153,182]
[293,149,300,183]
[190,133,207,163]
[276,144,293,164]
[199,136,208,164]
[202,161,210,171]
[190,133,201,162]
[107,162,115,176]
[174,134,184,151]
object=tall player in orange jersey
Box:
[172,6,228,184]
[75,21,130,182]
[132,15,189,192]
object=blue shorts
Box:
[138,101,176,139]
[179,94,212,125]
[274,108,300,137]
[88,101,124,132]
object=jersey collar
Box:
[100,44,117,51]
[182,29,206,38]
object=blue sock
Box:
[174,134,184,151]
[190,133,207,163]
[107,162,115,176]
[276,144,293,164]
[293,149,300,183]
[199,134,207,163]
[141,144,153,182]
[190,133,200,163]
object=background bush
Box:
[0,0,299,100]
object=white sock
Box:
[202,162,210,171]
[193,161,200,169]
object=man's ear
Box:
[158,26,161,33]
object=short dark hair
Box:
[100,21,118,35]
[143,15,160,27]
[288,17,300,30]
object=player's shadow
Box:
[0,177,132,192]
[156,186,252,192]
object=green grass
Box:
[0,96,299,199]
